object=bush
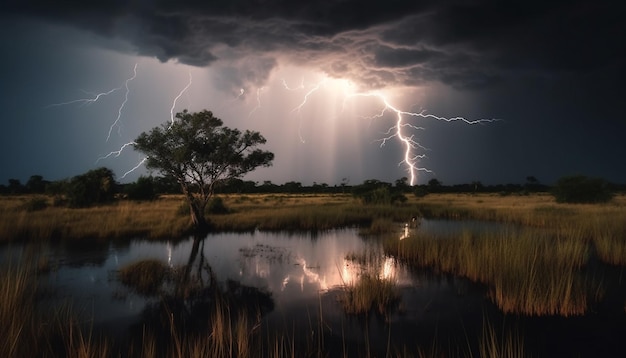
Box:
[352,180,406,205]
[125,176,157,201]
[66,167,117,208]
[118,259,169,295]
[552,175,614,203]
[207,196,229,214]
[22,196,48,212]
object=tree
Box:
[26,175,48,194]
[427,178,442,193]
[67,167,117,208]
[133,110,274,230]
[125,176,158,201]
[7,179,24,194]
[552,175,614,203]
[395,177,410,192]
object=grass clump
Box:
[0,260,37,357]
[339,273,400,316]
[385,229,591,316]
[339,250,401,317]
[118,259,170,295]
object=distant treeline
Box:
[1,170,623,204]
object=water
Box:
[3,219,626,357]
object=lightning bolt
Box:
[345,91,498,185]
[247,87,266,118]
[106,63,138,141]
[120,157,148,179]
[47,64,139,141]
[95,142,136,164]
[290,80,325,114]
[217,88,245,112]
[118,71,194,178]
[288,79,326,143]
[169,71,193,127]
[281,78,305,91]
[47,88,121,108]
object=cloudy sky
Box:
[1,0,624,186]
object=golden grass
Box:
[339,250,401,317]
[0,195,192,241]
[385,228,592,316]
[478,319,526,358]
[3,192,625,239]
[118,259,170,295]
[0,194,626,243]
[3,192,626,318]
[339,274,399,316]
[0,258,37,357]
[0,247,544,357]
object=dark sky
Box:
[1,0,624,186]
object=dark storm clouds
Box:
[4,0,623,91]
[1,0,625,185]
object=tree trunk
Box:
[189,201,209,232]
[182,186,209,232]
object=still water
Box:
[4,219,626,357]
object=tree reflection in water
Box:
[123,234,274,354]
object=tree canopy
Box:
[133,110,274,230]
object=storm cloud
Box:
[1,0,624,186]
[5,0,622,91]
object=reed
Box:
[477,319,526,358]
[589,216,626,265]
[0,252,110,358]
[339,274,400,316]
[55,311,109,358]
[0,258,37,357]
[3,193,624,248]
[340,250,400,316]
[117,259,170,295]
[385,229,590,316]
[3,247,528,357]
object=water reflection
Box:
[4,218,626,356]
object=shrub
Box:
[352,180,406,205]
[125,176,158,201]
[22,196,48,212]
[117,259,169,295]
[207,196,229,214]
[66,167,117,208]
[552,175,614,203]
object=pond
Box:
[3,219,626,357]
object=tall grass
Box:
[385,229,591,316]
[2,248,532,357]
[477,319,526,358]
[0,195,191,241]
[339,250,401,317]
[0,258,37,357]
[0,253,109,357]
[339,274,400,316]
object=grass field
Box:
[2,192,624,241]
[2,192,625,356]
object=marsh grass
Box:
[3,192,624,247]
[0,252,110,358]
[0,195,191,241]
[339,274,400,316]
[340,249,401,317]
[477,319,526,358]
[590,217,626,265]
[385,229,591,316]
[3,245,532,357]
[0,258,37,357]
[53,308,110,358]
[118,259,170,295]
